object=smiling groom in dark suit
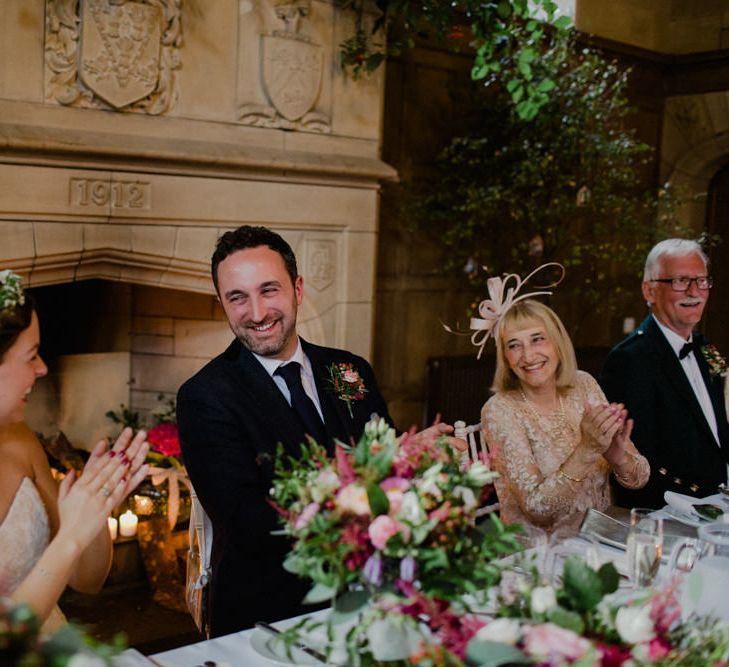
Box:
[600,239,729,509]
[177,226,458,637]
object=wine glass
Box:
[626,508,663,588]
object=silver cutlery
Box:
[255,621,328,664]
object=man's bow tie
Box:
[679,340,697,360]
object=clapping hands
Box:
[580,402,628,454]
[57,428,149,547]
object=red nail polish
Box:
[108,451,116,458]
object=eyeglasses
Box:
[650,276,713,292]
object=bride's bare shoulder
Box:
[0,423,44,468]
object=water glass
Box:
[626,508,663,588]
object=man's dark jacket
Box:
[600,316,729,509]
[177,338,391,637]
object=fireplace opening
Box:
[24,280,229,451]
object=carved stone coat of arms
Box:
[45,0,181,114]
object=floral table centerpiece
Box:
[270,417,522,665]
[468,555,729,667]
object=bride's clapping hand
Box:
[57,428,149,545]
[580,402,625,453]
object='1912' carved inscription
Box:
[70,179,151,209]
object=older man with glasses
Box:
[600,238,729,509]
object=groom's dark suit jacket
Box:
[177,338,391,637]
[600,316,729,509]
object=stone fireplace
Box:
[0,0,395,448]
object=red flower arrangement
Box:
[146,422,181,459]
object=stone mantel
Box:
[0,100,397,186]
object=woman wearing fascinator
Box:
[470,267,649,536]
[0,270,149,631]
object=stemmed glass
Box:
[626,508,663,588]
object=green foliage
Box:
[1,600,123,666]
[409,31,693,322]
[337,0,570,119]
[560,556,618,613]
[105,404,142,430]
[466,639,531,666]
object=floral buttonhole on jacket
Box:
[327,362,367,417]
[701,343,728,378]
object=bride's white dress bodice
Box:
[0,477,66,632]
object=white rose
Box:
[397,491,425,525]
[615,605,655,644]
[530,585,557,615]
[311,469,340,503]
[476,618,522,645]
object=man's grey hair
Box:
[643,238,709,281]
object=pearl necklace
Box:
[518,388,573,442]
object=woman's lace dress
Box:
[0,477,66,632]
[481,371,649,536]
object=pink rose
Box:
[343,370,360,383]
[522,623,591,662]
[369,515,409,550]
[294,502,320,530]
[647,638,670,661]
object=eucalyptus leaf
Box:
[466,639,530,667]
[303,582,337,604]
[330,589,370,623]
[283,553,305,575]
[547,605,585,634]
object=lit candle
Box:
[118,510,138,537]
[108,516,118,541]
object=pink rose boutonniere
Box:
[327,362,367,417]
[701,344,728,378]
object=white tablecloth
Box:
[116,610,330,667]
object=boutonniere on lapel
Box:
[701,344,728,378]
[327,362,367,417]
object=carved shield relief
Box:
[261,34,323,122]
[306,240,335,292]
[45,0,179,114]
[79,0,163,108]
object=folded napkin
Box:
[664,490,704,519]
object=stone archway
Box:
[662,91,729,348]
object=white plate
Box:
[249,628,321,666]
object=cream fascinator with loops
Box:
[445,262,565,359]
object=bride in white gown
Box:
[0,270,149,631]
